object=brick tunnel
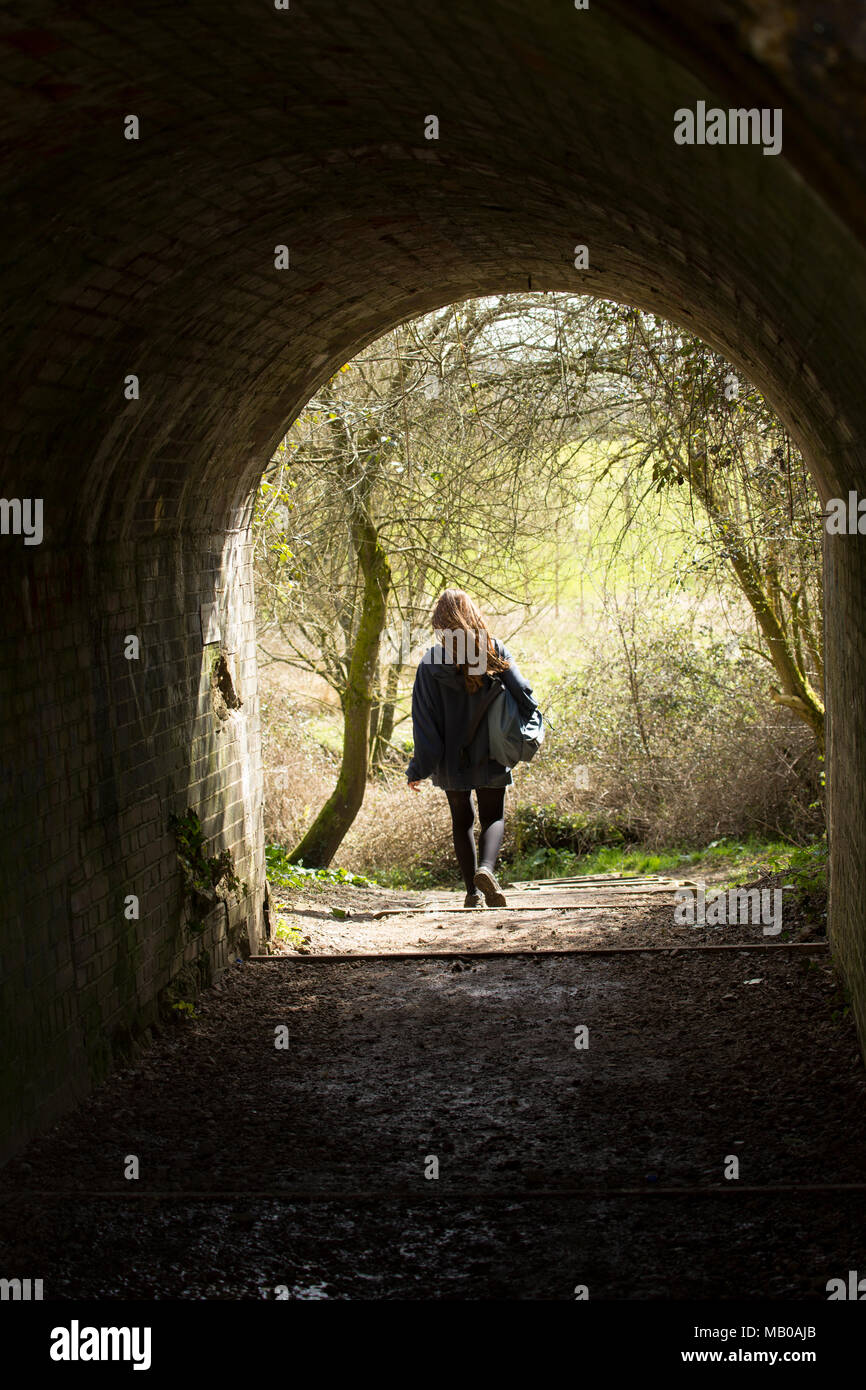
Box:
[1,0,866,1166]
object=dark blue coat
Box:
[406,638,536,790]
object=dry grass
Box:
[259,605,823,881]
[341,776,455,879]
[510,716,820,850]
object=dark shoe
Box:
[474,867,507,907]
[463,891,485,909]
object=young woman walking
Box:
[406,589,537,908]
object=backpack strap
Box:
[458,676,504,768]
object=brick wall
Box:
[2,0,866,1160]
[0,531,265,1162]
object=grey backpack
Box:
[487,678,545,765]
[459,676,545,769]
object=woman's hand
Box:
[408,780,422,791]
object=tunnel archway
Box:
[2,0,865,1161]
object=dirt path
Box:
[1,875,861,1299]
[266,871,820,954]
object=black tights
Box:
[445,787,506,893]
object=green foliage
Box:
[769,836,828,897]
[505,834,811,878]
[510,802,642,856]
[168,809,240,934]
[370,862,448,889]
[701,836,827,901]
[508,846,583,879]
[265,843,376,890]
[506,843,690,881]
[273,915,310,952]
[505,835,804,884]
[171,1000,196,1019]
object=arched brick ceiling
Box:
[2,0,865,542]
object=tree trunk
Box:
[368,657,382,768]
[689,455,826,756]
[289,507,392,866]
[370,661,401,771]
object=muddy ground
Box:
[1,874,863,1300]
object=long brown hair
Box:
[431,589,510,693]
